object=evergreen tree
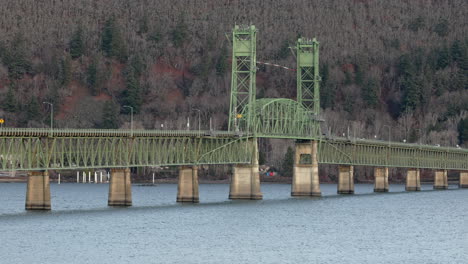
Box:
[137,15,149,35]
[3,86,16,112]
[408,16,425,32]
[121,67,142,114]
[434,19,449,37]
[129,55,145,77]
[458,118,468,145]
[101,17,127,62]
[436,46,450,70]
[398,54,421,112]
[60,54,72,86]
[101,17,114,55]
[69,25,84,59]
[101,101,119,129]
[216,44,228,76]
[450,40,463,63]
[320,64,334,109]
[362,78,379,108]
[0,41,6,60]
[402,75,422,111]
[172,15,188,48]
[147,29,162,44]
[3,33,32,79]
[354,64,364,86]
[280,146,294,177]
[86,59,98,95]
[26,97,40,121]
[47,84,60,113]
[344,70,353,85]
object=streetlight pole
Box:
[383,125,391,145]
[123,105,133,137]
[192,108,201,134]
[43,102,53,136]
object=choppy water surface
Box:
[0,183,466,263]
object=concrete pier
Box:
[338,165,354,194]
[460,172,468,188]
[291,141,321,197]
[177,166,199,203]
[108,168,132,206]
[374,167,389,192]
[433,170,448,190]
[25,171,51,210]
[229,139,262,200]
[406,168,421,191]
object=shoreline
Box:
[0,177,457,185]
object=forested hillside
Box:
[0,0,467,169]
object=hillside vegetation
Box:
[0,0,467,168]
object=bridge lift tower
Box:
[228,25,257,133]
[296,38,321,119]
[228,25,322,139]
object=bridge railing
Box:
[0,128,238,138]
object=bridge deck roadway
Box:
[0,128,237,138]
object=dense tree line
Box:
[0,0,466,169]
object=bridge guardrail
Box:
[0,128,238,138]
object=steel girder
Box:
[319,138,468,170]
[0,136,252,171]
[243,98,322,139]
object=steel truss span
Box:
[320,138,468,170]
[0,134,253,171]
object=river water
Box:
[0,183,466,263]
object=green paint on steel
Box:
[318,138,468,170]
[0,133,253,171]
[240,98,321,139]
[228,25,257,133]
[0,131,465,171]
[227,26,322,139]
[296,38,320,116]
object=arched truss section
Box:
[239,98,322,139]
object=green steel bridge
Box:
[0,128,466,171]
[0,25,467,172]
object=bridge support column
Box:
[434,170,448,190]
[177,166,199,203]
[406,168,421,191]
[338,165,354,194]
[374,167,389,192]
[229,139,262,200]
[291,141,321,197]
[108,168,132,206]
[460,172,468,188]
[25,171,51,210]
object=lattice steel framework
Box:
[0,130,253,171]
[319,138,468,170]
[296,38,320,115]
[248,99,321,139]
[228,25,257,133]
